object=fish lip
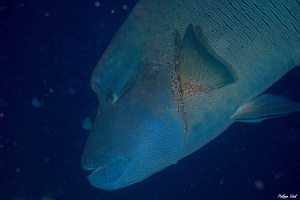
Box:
[85,156,127,190]
[88,165,106,175]
[89,167,122,190]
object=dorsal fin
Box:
[179,24,235,97]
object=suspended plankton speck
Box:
[15,168,20,173]
[254,180,264,191]
[111,9,114,14]
[44,12,49,17]
[274,174,280,179]
[122,5,128,10]
[67,88,77,95]
[32,95,44,107]
[95,2,100,7]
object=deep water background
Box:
[0,0,300,199]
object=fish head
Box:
[81,40,185,190]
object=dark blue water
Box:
[0,0,299,199]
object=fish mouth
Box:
[84,156,127,190]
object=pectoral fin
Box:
[179,24,235,97]
[231,94,300,122]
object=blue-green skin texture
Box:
[81,0,300,190]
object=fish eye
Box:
[108,93,117,103]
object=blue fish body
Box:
[81,0,300,190]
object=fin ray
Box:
[179,24,235,97]
[232,94,300,122]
